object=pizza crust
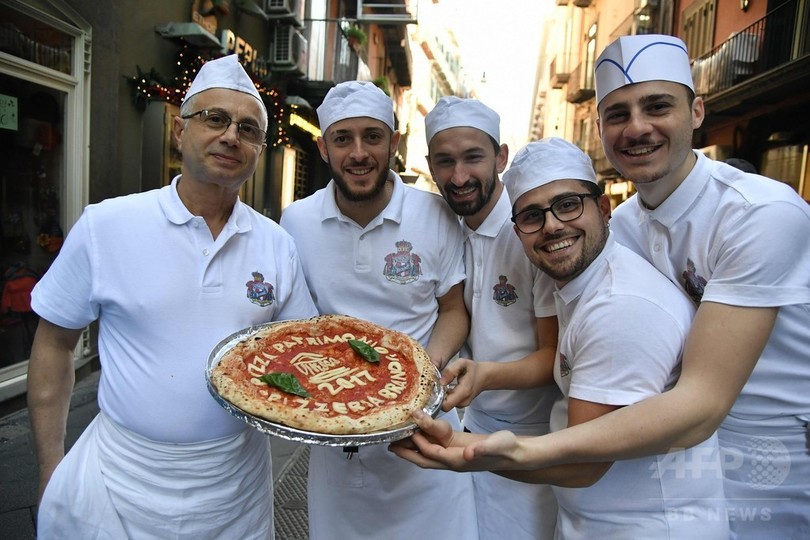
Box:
[211,314,436,435]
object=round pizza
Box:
[210,314,437,435]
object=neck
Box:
[635,150,697,210]
[335,176,394,228]
[463,181,503,231]
[176,176,238,239]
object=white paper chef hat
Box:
[503,138,597,207]
[594,34,694,105]
[424,96,500,145]
[184,54,262,103]
[317,81,395,133]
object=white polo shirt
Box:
[281,172,478,540]
[551,235,728,538]
[612,151,810,421]
[280,172,465,344]
[32,177,318,443]
[612,152,810,536]
[461,188,559,434]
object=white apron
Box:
[720,414,810,540]
[38,411,274,539]
[307,410,478,540]
[464,416,557,540]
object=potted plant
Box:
[345,25,367,49]
[372,75,390,96]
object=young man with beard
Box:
[424,96,559,540]
[279,81,478,539]
[393,138,729,538]
[397,35,810,539]
[28,55,318,538]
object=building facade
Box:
[0,0,414,404]
[533,0,810,206]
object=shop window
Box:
[0,76,65,369]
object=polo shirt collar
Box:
[555,232,618,306]
[319,170,405,225]
[159,175,251,233]
[462,184,510,240]
[635,150,710,227]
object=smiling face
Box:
[317,116,400,203]
[174,88,267,194]
[427,127,508,227]
[596,80,704,207]
[513,179,611,286]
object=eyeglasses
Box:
[181,109,267,145]
[511,193,600,234]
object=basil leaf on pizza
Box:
[210,315,436,435]
[257,372,311,398]
[348,339,380,363]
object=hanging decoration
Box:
[125,45,290,147]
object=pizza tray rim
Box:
[206,320,445,447]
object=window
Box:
[682,0,716,58]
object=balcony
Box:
[549,54,570,89]
[566,62,595,103]
[357,0,417,25]
[691,0,810,115]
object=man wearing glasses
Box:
[392,138,728,538]
[28,54,317,538]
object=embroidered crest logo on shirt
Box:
[383,240,422,284]
[559,352,571,378]
[245,271,275,306]
[682,258,707,304]
[492,274,518,306]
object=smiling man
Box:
[28,54,318,539]
[392,138,729,538]
[280,81,477,539]
[424,96,559,540]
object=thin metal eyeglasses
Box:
[511,193,600,234]
[181,109,267,145]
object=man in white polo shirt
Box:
[397,35,810,539]
[393,138,729,538]
[280,81,477,539]
[28,54,317,538]
[424,96,559,540]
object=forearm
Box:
[475,351,554,391]
[426,286,469,370]
[27,320,82,500]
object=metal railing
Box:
[691,0,809,97]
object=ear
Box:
[495,143,509,174]
[598,194,612,223]
[390,130,402,153]
[512,223,522,239]
[172,115,185,152]
[595,115,602,138]
[691,96,705,130]
[316,136,329,163]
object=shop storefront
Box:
[0,0,91,401]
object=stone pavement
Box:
[0,370,310,539]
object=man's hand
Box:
[440,358,489,411]
[389,410,524,472]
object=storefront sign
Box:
[0,94,19,131]
[221,29,257,65]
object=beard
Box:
[330,161,390,202]
[530,224,608,284]
[440,172,498,216]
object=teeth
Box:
[546,239,574,252]
[349,167,372,175]
[452,186,475,196]
[625,147,655,156]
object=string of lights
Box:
[126,46,290,147]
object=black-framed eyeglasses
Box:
[181,109,267,145]
[511,193,600,234]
